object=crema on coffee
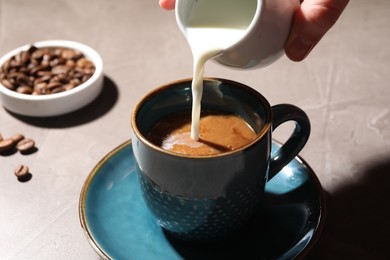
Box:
[147,111,257,156]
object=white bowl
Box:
[0,40,103,117]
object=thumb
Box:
[285,0,349,61]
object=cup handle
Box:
[268,104,311,179]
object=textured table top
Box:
[1,0,389,259]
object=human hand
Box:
[159,0,349,62]
[285,0,349,61]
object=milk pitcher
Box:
[176,0,299,69]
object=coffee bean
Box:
[36,70,51,77]
[16,138,35,153]
[14,164,29,178]
[61,49,82,60]
[0,138,15,152]
[82,74,91,83]
[10,58,22,68]
[0,46,95,95]
[16,75,31,87]
[42,53,53,62]
[1,59,11,73]
[76,58,93,68]
[19,51,30,65]
[63,83,76,91]
[34,74,51,84]
[27,45,38,54]
[1,79,15,90]
[31,49,45,60]
[34,82,48,94]
[6,71,21,79]
[29,64,47,75]
[11,133,25,143]
[47,81,62,91]
[66,59,76,68]
[51,86,65,93]
[51,65,70,75]
[16,85,33,94]
[49,58,65,67]
[73,71,84,80]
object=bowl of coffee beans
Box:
[0,40,103,117]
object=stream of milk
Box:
[188,28,247,139]
[182,0,257,140]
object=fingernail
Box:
[285,36,315,61]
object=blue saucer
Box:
[79,140,325,260]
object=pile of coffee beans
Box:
[0,45,95,95]
[0,131,36,181]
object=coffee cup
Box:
[176,0,299,69]
[131,78,310,241]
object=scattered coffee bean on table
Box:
[16,138,35,153]
[0,132,37,154]
[14,164,29,178]
[11,133,25,143]
[0,138,14,152]
[1,131,37,182]
[0,45,95,95]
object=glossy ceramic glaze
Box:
[131,78,310,240]
[0,40,103,117]
[176,0,299,69]
[79,140,325,259]
[131,78,272,199]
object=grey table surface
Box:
[1,0,389,259]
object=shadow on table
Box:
[306,156,390,260]
[7,75,119,128]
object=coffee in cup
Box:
[146,110,257,156]
[131,78,310,241]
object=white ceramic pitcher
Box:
[176,0,299,69]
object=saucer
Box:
[79,140,325,259]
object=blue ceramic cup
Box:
[131,78,310,241]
